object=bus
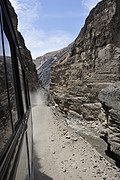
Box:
[0,0,33,179]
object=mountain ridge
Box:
[35,43,73,88]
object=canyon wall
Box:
[50,0,120,118]
[36,44,72,88]
[49,0,120,158]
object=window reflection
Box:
[3,29,18,125]
[18,59,27,113]
[15,136,29,180]
[0,12,12,154]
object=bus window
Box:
[0,12,12,154]
[2,29,18,125]
[18,59,27,113]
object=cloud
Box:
[24,28,73,58]
[10,0,74,58]
[10,0,102,59]
[40,12,87,19]
[10,0,42,30]
[82,0,101,10]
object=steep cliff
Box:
[50,0,120,120]
[7,0,40,90]
[35,44,72,88]
[98,82,120,160]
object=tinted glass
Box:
[18,59,27,113]
[0,7,12,154]
[3,30,18,125]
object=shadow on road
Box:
[33,145,53,180]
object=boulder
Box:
[98,82,120,159]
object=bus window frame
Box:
[1,15,23,126]
[2,0,30,113]
[1,2,30,122]
[0,2,32,178]
[0,3,14,132]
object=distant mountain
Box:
[34,51,58,70]
[35,43,73,88]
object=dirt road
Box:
[32,89,120,180]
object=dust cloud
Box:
[30,88,49,107]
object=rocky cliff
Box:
[98,82,120,160]
[49,0,120,159]
[7,0,40,90]
[50,0,120,118]
[35,44,72,88]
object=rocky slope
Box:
[35,44,72,88]
[7,0,40,90]
[50,0,120,117]
[33,90,120,180]
[98,82,120,160]
[49,0,120,159]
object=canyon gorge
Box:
[36,0,120,162]
[3,0,120,178]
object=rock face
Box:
[50,0,120,120]
[98,82,120,159]
[7,0,40,90]
[35,44,72,88]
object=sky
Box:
[10,0,101,59]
